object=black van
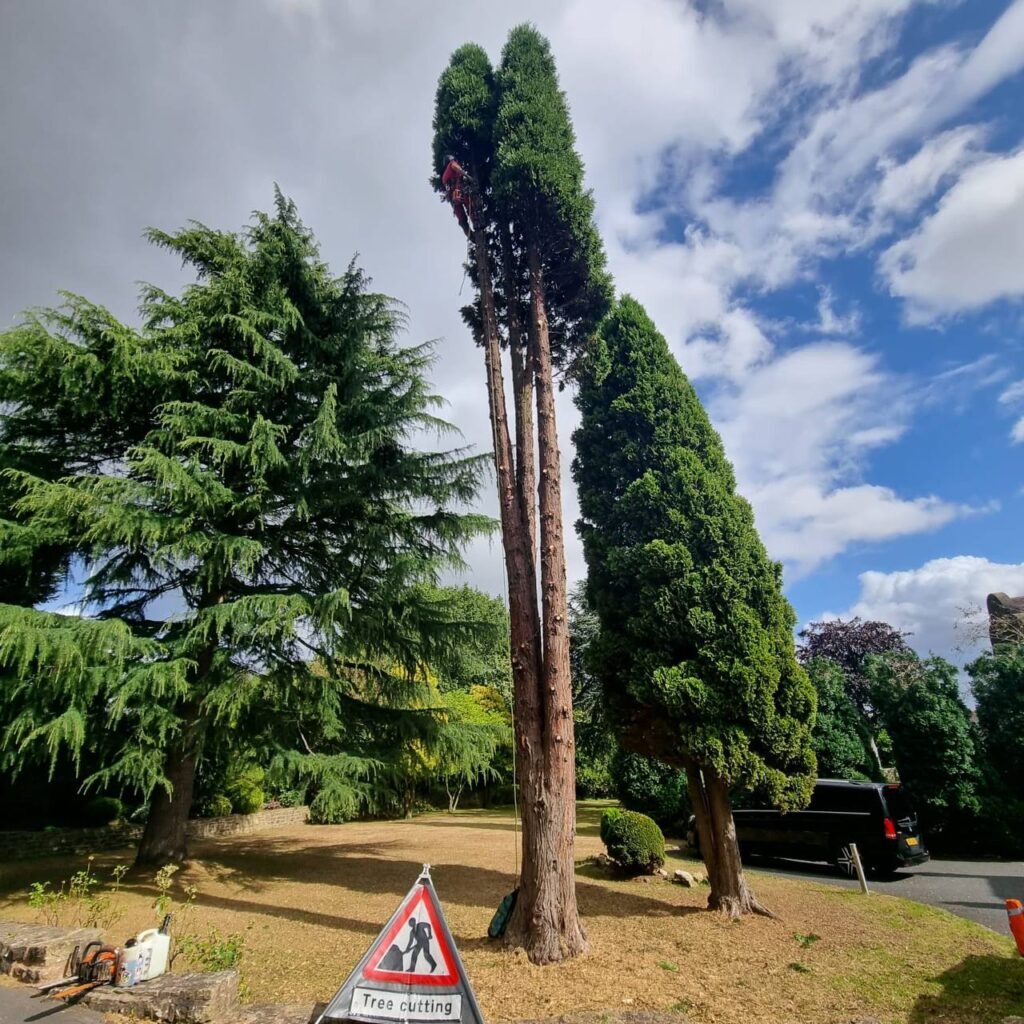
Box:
[727,779,929,877]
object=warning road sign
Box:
[318,866,485,1024]
[363,883,458,986]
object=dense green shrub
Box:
[611,750,688,831]
[601,807,665,874]
[226,764,266,815]
[80,797,123,826]
[599,806,623,845]
[202,795,233,818]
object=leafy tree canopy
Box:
[799,617,910,718]
[804,657,875,781]
[431,43,497,179]
[0,192,491,857]
[420,584,512,701]
[574,296,816,809]
[867,652,982,833]
[969,647,1024,799]
[493,24,612,361]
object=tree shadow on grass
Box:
[166,841,697,933]
[908,952,1024,1023]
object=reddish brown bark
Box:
[466,221,546,928]
[501,225,536,562]
[503,243,585,962]
[685,760,775,920]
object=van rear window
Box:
[882,785,915,821]
[809,785,878,813]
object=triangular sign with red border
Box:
[317,866,486,1024]
[362,882,458,986]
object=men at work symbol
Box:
[377,917,437,973]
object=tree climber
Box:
[441,155,473,237]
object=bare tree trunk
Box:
[502,224,536,562]
[465,221,567,963]
[685,760,775,920]
[135,704,201,867]
[504,243,585,963]
[135,604,221,868]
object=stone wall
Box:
[0,920,103,984]
[0,806,309,863]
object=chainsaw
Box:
[35,941,121,1001]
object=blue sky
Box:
[1,0,1022,669]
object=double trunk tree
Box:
[574,297,817,919]
[431,29,610,962]
[0,193,490,864]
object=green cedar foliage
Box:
[969,647,1024,854]
[804,657,875,781]
[969,647,1024,799]
[493,25,612,363]
[611,748,689,832]
[868,652,982,837]
[574,296,817,808]
[570,585,616,797]
[431,44,497,180]
[422,585,512,701]
[0,192,491,851]
[0,296,179,605]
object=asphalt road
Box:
[745,853,1024,934]
[0,983,104,1024]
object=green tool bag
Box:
[487,888,519,939]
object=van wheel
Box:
[832,843,857,879]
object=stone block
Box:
[0,920,103,984]
[84,969,240,1023]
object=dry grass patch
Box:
[0,802,1019,1024]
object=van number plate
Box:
[906,837,918,846]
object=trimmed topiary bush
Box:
[202,794,233,818]
[601,807,665,874]
[80,796,123,826]
[599,806,623,845]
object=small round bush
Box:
[81,796,124,827]
[203,794,233,818]
[601,808,665,875]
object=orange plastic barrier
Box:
[1007,899,1024,956]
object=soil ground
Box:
[1,802,1021,1024]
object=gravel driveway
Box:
[746,853,1024,934]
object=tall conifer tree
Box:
[574,297,816,918]
[0,194,489,864]
[432,27,610,962]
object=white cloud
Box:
[2,0,1019,600]
[838,555,1024,667]
[881,148,1024,318]
[873,125,986,218]
[710,342,975,575]
[1012,417,1024,444]
[1000,380,1024,405]
[812,287,861,335]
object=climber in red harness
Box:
[441,155,473,238]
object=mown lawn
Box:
[0,801,1020,1023]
